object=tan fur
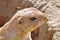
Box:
[0,7,47,40]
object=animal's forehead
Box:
[15,7,43,17]
[16,10,34,16]
[20,10,34,17]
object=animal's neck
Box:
[0,22,27,40]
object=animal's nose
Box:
[30,17,36,21]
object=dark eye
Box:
[30,17,36,21]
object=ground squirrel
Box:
[0,7,47,40]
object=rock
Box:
[0,0,33,27]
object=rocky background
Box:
[29,0,60,40]
[0,0,60,40]
[0,0,33,27]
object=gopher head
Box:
[6,7,47,33]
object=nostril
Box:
[30,17,36,21]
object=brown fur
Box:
[0,7,47,40]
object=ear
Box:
[17,17,22,24]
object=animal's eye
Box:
[30,17,36,21]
